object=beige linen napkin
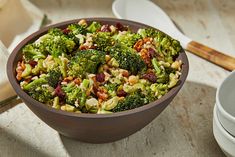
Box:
[0,0,45,104]
[0,41,16,102]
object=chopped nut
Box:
[128,75,139,85]
[78,19,87,26]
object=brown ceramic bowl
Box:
[7,18,189,143]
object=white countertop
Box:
[1,0,235,156]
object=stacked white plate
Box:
[213,71,235,157]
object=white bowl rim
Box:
[214,104,235,143]
[216,71,235,122]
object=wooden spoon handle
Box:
[186,41,235,71]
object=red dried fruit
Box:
[148,48,155,58]
[117,90,127,97]
[28,60,37,67]
[62,28,70,34]
[116,22,128,31]
[142,72,157,83]
[55,85,65,98]
[96,73,105,82]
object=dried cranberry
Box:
[142,73,157,83]
[101,25,111,32]
[62,28,70,34]
[55,85,65,98]
[96,73,105,82]
[116,22,128,31]
[117,90,127,97]
[28,60,37,67]
[148,48,155,58]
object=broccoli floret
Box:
[37,28,75,57]
[112,90,146,112]
[22,44,46,62]
[48,28,64,36]
[137,28,158,38]
[109,43,146,74]
[87,21,101,33]
[23,77,47,91]
[62,82,86,107]
[46,69,62,88]
[93,32,115,51]
[67,24,87,35]
[31,59,46,75]
[23,77,53,103]
[114,31,141,47]
[104,83,119,97]
[68,49,105,78]
[66,24,88,45]
[29,86,53,103]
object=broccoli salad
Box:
[16,19,183,114]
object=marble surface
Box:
[1,0,235,156]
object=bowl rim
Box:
[7,17,189,118]
[216,71,235,122]
[214,105,235,143]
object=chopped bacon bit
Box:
[117,90,127,97]
[142,72,157,83]
[101,24,111,32]
[96,73,105,82]
[134,40,144,52]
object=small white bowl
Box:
[213,105,235,157]
[216,71,235,136]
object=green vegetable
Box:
[109,43,146,75]
[68,49,105,78]
[87,21,101,33]
[46,69,62,88]
[93,32,115,52]
[23,77,47,91]
[21,64,32,78]
[23,77,53,103]
[22,44,46,62]
[103,96,119,111]
[152,58,161,74]
[52,96,60,109]
[112,90,146,112]
[31,59,46,75]
[85,98,98,112]
[168,73,178,88]
[137,28,158,38]
[67,24,87,35]
[38,28,75,57]
[62,82,86,107]
[81,79,90,89]
[114,31,141,47]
